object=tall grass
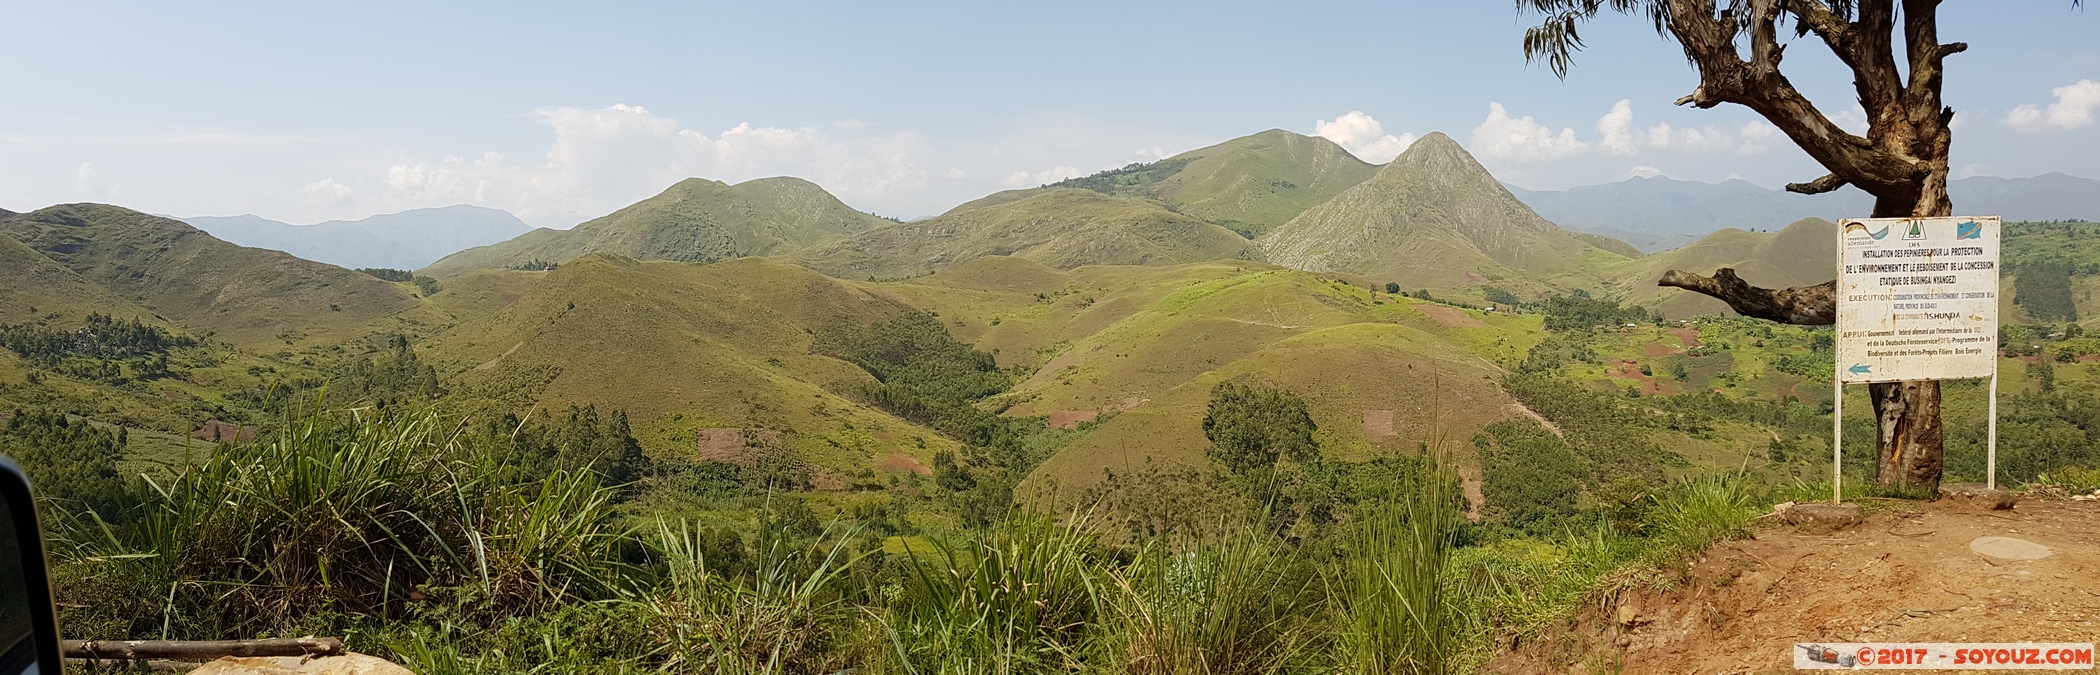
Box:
[1335,449,1467,675]
[1108,528,1316,675]
[886,514,1105,675]
[52,404,628,638]
[644,517,867,674]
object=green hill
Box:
[1607,217,1836,319]
[944,130,1379,239]
[0,234,160,327]
[792,189,1262,280]
[422,177,890,277]
[998,268,1540,493]
[424,255,963,469]
[0,204,423,347]
[1259,132,1635,296]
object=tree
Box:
[1201,381,1320,476]
[1515,0,2079,493]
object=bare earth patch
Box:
[1362,409,1397,440]
[1489,499,2100,674]
[877,452,932,475]
[1416,305,1486,328]
[1047,410,1099,429]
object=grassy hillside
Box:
[424,255,964,471]
[954,267,1546,493]
[422,177,889,277]
[1260,132,1635,297]
[945,130,1379,239]
[0,204,425,348]
[792,189,1262,280]
[0,234,159,327]
[1607,217,1838,319]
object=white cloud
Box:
[1315,111,1416,163]
[1956,163,1992,179]
[1596,100,1637,156]
[1949,111,1971,131]
[1132,146,1169,162]
[2006,80,2100,131]
[1734,121,1786,155]
[73,162,117,198]
[1629,165,1663,178]
[300,178,352,202]
[1470,103,1588,163]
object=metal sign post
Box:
[1832,217,2001,503]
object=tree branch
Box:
[1785,173,1849,194]
[1657,268,1835,325]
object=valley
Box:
[6,125,2099,674]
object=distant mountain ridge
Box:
[421,177,889,277]
[1509,173,2100,253]
[181,205,532,270]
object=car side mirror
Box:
[0,456,64,674]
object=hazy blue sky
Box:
[2,1,2094,226]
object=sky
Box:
[2,1,2095,228]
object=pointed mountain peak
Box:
[1379,131,1483,174]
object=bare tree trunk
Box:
[1864,156,1954,494]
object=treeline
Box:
[813,311,1043,527]
[0,313,197,366]
[356,268,440,295]
[1048,158,1189,193]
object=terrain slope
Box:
[793,189,1261,280]
[0,204,423,346]
[950,130,1381,239]
[1261,132,1637,296]
[1491,498,2100,674]
[422,177,888,277]
[424,255,963,469]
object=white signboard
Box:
[1835,216,2000,383]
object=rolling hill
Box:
[1260,132,1637,296]
[421,177,890,277]
[791,188,1262,280]
[0,234,160,327]
[181,205,533,270]
[1604,217,1838,319]
[423,255,964,470]
[0,204,425,347]
[944,129,1380,238]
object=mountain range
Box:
[180,205,532,271]
[1509,172,2100,253]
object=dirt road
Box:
[1491,497,2100,674]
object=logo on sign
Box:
[1904,221,1927,240]
[1844,222,1892,244]
[1957,221,1982,240]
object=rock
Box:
[1778,502,1863,532]
[1939,482,2017,510]
[1969,536,2052,560]
[191,653,414,675]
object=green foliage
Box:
[0,313,198,367]
[2014,258,2079,322]
[1049,158,1191,193]
[1201,381,1320,477]
[1535,293,1651,331]
[0,409,137,523]
[358,268,415,282]
[469,404,653,494]
[1383,282,1401,294]
[1472,422,1581,532]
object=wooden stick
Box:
[64,637,345,660]
[66,657,199,672]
